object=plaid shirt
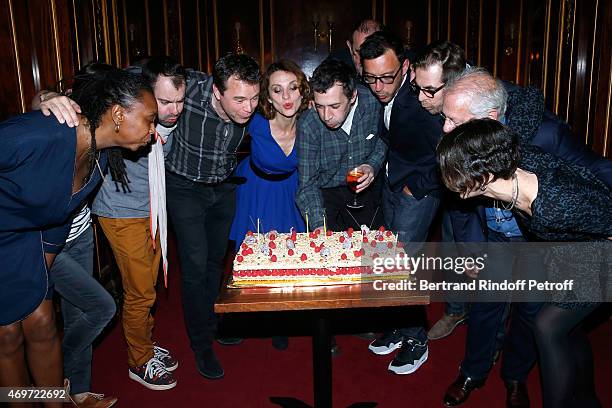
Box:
[295,85,387,228]
[165,70,247,183]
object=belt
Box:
[249,158,294,181]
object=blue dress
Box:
[0,111,107,325]
[230,113,305,248]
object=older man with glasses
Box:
[358,31,445,376]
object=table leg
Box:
[312,315,332,408]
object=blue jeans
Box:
[50,227,116,394]
[382,182,440,251]
[166,171,237,355]
[382,182,440,343]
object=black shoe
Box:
[388,337,428,375]
[272,336,289,351]
[505,380,529,408]
[196,350,224,380]
[216,336,243,345]
[443,374,486,406]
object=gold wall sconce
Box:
[312,16,334,53]
[234,21,245,55]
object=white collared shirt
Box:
[383,74,408,130]
[340,96,359,135]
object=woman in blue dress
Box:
[229,60,310,350]
[230,60,310,245]
[0,69,156,401]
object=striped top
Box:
[66,205,91,242]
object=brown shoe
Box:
[69,392,118,408]
[428,312,468,340]
[505,381,530,408]
[443,374,485,407]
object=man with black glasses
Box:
[359,31,444,376]
[410,41,472,342]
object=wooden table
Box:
[215,278,429,408]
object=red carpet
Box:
[90,264,612,407]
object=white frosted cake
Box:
[230,226,410,287]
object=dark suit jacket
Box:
[383,80,444,200]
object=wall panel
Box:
[385,0,429,51]
[0,0,24,116]
[272,0,372,77]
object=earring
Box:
[114,123,120,133]
[479,184,487,192]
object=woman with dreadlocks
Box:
[0,68,156,405]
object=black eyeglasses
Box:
[409,80,445,98]
[362,66,403,85]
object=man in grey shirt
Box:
[93,57,186,390]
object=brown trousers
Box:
[98,217,160,367]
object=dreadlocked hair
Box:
[71,68,153,192]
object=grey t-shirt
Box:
[92,123,175,218]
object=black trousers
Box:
[320,176,384,231]
[166,170,237,356]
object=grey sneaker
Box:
[427,312,468,340]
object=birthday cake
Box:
[230,226,411,287]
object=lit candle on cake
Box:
[323,215,327,235]
[305,211,309,234]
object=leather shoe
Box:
[69,393,117,408]
[428,312,468,340]
[443,374,485,406]
[505,380,529,407]
[196,349,224,379]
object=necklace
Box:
[493,173,519,224]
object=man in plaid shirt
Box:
[165,54,260,381]
[295,59,387,231]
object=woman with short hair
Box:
[437,118,611,408]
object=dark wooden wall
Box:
[1,0,610,156]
